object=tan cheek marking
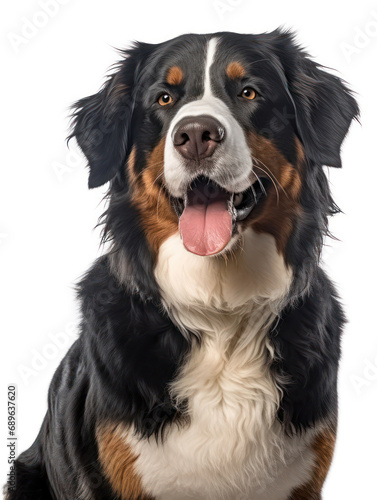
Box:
[289,425,336,499]
[226,61,246,80]
[166,66,184,85]
[246,132,303,255]
[130,138,178,255]
[97,424,154,500]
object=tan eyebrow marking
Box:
[226,61,246,80]
[166,66,184,85]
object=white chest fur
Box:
[127,230,314,499]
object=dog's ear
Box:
[275,31,359,168]
[69,44,151,188]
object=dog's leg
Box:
[288,425,336,500]
[4,454,53,500]
[96,424,155,500]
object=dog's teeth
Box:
[233,193,243,207]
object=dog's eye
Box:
[241,87,257,100]
[158,93,174,106]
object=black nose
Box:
[172,115,225,160]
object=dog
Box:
[6,30,358,500]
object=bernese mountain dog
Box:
[6,30,359,500]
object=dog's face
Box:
[149,35,301,257]
[71,31,358,264]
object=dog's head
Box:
[70,30,358,293]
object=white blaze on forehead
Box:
[203,37,218,97]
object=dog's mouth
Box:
[171,175,270,256]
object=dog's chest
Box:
[128,317,313,500]
[125,231,313,498]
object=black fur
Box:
[273,267,345,431]
[6,30,358,499]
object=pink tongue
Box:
[179,185,233,256]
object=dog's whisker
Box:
[252,171,267,197]
[152,170,166,187]
[252,155,288,199]
[251,158,281,204]
[156,183,166,221]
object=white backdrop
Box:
[1,0,376,497]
